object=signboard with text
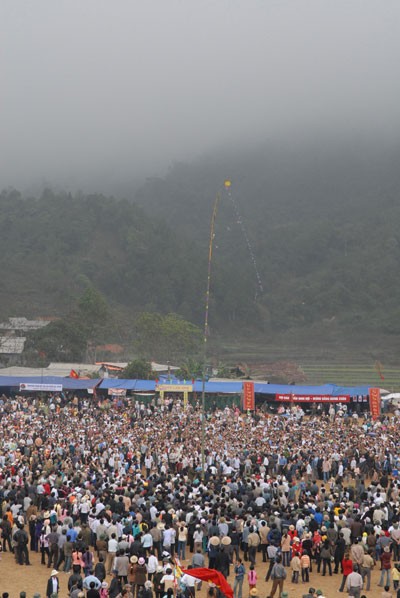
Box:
[19,383,63,392]
[275,393,350,403]
[156,384,193,393]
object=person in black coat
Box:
[215,548,230,579]
[334,532,346,574]
[94,556,106,582]
[46,570,60,597]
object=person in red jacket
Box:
[378,546,392,588]
[338,551,353,592]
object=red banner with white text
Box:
[243,381,255,410]
[275,393,350,403]
[369,387,381,420]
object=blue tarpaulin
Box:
[0,376,370,397]
[98,379,156,391]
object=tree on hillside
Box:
[175,358,204,380]
[24,319,87,363]
[121,358,155,380]
[24,287,110,363]
[133,312,202,362]
[77,286,109,325]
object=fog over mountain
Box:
[1,0,400,192]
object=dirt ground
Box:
[0,548,393,598]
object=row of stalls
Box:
[0,375,384,417]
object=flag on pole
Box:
[174,558,183,578]
[374,360,385,380]
[69,369,79,378]
[180,568,233,598]
[92,379,102,400]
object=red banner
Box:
[369,387,381,420]
[181,568,233,598]
[275,393,350,403]
[243,381,255,410]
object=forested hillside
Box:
[134,139,400,338]
[1,138,400,361]
[0,189,205,323]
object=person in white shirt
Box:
[106,534,119,575]
[181,571,198,598]
[147,550,158,580]
[346,565,363,598]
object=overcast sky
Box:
[1,0,400,191]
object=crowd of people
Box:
[0,391,400,598]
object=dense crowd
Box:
[0,392,400,598]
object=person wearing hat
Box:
[301,588,316,598]
[99,581,109,598]
[130,555,147,596]
[249,589,259,598]
[46,569,60,598]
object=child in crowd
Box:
[380,585,393,598]
[392,563,400,590]
[290,553,301,583]
[247,564,257,590]
[301,550,311,583]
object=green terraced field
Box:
[214,335,400,390]
[301,363,400,390]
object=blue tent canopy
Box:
[253,382,370,396]
[99,379,156,391]
[0,376,370,397]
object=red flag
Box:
[92,379,102,400]
[69,369,79,378]
[374,361,385,380]
[181,568,233,598]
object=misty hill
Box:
[1,138,400,363]
[134,139,400,342]
[0,189,205,325]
